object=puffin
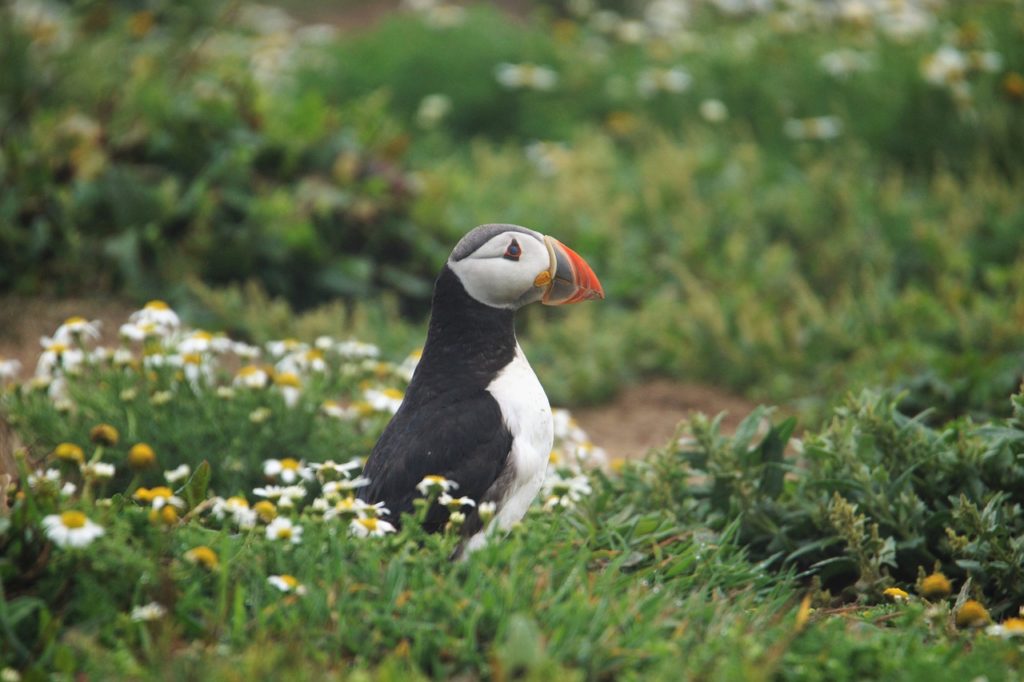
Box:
[359,224,603,556]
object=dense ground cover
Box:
[2,0,1022,418]
[3,0,1024,678]
[1,304,1024,679]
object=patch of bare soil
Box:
[573,380,759,460]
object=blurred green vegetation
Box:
[2,0,1023,420]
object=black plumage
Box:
[359,265,517,534]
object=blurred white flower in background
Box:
[784,116,843,141]
[699,99,729,123]
[495,63,559,91]
[921,45,967,86]
[525,141,571,177]
[819,49,874,78]
[0,358,21,383]
[130,602,167,622]
[645,0,690,35]
[636,67,692,98]
[417,94,453,129]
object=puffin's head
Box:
[447,224,604,310]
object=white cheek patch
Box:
[449,245,550,309]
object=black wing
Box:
[359,385,512,532]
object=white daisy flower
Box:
[52,316,101,345]
[130,602,167,622]
[478,501,497,523]
[986,618,1024,638]
[363,387,404,414]
[0,357,21,382]
[416,475,458,496]
[42,511,104,548]
[253,484,307,508]
[231,342,261,359]
[27,468,61,489]
[129,300,180,334]
[310,458,363,481]
[542,472,593,509]
[267,574,307,595]
[265,516,303,543]
[922,45,967,87]
[438,493,476,511]
[177,330,215,354]
[273,372,302,407]
[81,462,116,480]
[265,339,307,358]
[320,400,358,420]
[210,496,257,529]
[235,365,270,389]
[323,496,365,520]
[36,339,85,378]
[262,458,313,484]
[164,464,191,484]
[335,340,380,359]
[349,517,397,538]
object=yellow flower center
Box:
[128,443,157,469]
[227,496,249,509]
[48,343,69,354]
[955,600,991,628]
[1002,617,1024,632]
[336,497,356,511]
[254,500,277,521]
[280,458,301,471]
[382,388,404,400]
[55,442,85,464]
[183,353,202,365]
[185,546,219,569]
[160,506,180,524]
[275,372,301,388]
[90,424,120,446]
[64,316,88,326]
[192,331,213,341]
[883,587,909,601]
[238,365,265,378]
[60,510,87,529]
[276,527,293,540]
[920,572,952,598]
[145,300,170,310]
[305,349,324,361]
[280,574,298,588]
[357,518,379,531]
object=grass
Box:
[2,304,1024,679]
[4,0,1024,677]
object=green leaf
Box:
[759,416,797,499]
[177,460,212,510]
[3,596,45,626]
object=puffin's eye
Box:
[503,239,522,262]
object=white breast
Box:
[465,344,552,554]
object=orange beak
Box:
[540,236,605,305]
